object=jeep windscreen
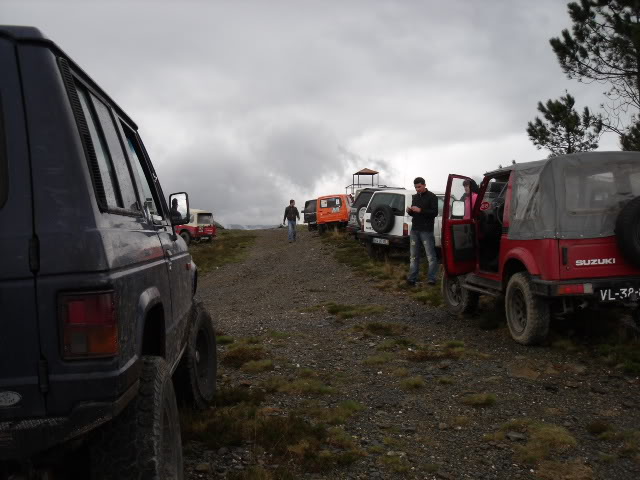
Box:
[198,213,213,224]
[354,191,374,210]
[305,200,316,212]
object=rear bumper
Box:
[0,381,138,460]
[364,233,410,249]
[532,276,640,302]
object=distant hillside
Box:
[227,224,283,230]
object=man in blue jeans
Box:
[406,177,439,286]
[283,199,300,243]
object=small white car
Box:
[362,189,448,256]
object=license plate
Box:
[598,287,640,302]
[372,238,389,245]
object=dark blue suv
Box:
[0,26,216,479]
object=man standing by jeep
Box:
[406,177,439,286]
[283,199,300,243]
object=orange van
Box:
[316,194,352,233]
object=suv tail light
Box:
[557,283,593,295]
[403,223,409,236]
[59,291,118,359]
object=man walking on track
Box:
[283,199,300,243]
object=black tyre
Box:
[180,230,191,245]
[175,302,217,409]
[371,205,394,234]
[615,196,640,268]
[505,272,550,345]
[442,273,479,315]
[91,357,183,480]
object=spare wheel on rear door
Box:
[371,204,394,233]
[615,196,640,268]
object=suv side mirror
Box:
[451,200,465,219]
[169,192,190,226]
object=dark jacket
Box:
[408,190,438,232]
[284,206,300,222]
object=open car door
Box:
[442,174,478,276]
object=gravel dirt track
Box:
[184,228,640,480]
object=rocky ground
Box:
[183,228,640,480]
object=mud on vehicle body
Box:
[441,152,640,345]
[0,26,217,478]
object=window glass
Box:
[0,96,7,209]
[121,125,162,220]
[90,95,139,212]
[198,213,213,224]
[320,197,341,208]
[354,192,374,209]
[77,86,122,208]
[438,197,444,216]
[366,192,394,212]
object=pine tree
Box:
[550,0,640,127]
[527,93,603,157]
[620,120,640,149]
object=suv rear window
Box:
[320,197,341,208]
[367,193,405,214]
[305,200,316,212]
[198,213,213,224]
[0,96,6,209]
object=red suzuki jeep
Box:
[441,152,640,345]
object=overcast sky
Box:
[2,0,622,226]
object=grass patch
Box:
[241,359,274,373]
[586,420,613,436]
[364,322,406,336]
[325,302,385,319]
[411,286,443,307]
[535,460,594,480]
[379,455,410,473]
[221,345,266,368]
[461,393,496,407]
[216,335,235,345]
[268,330,290,339]
[304,401,365,425]
[364,353,393,365]
[189,230,256,273]
[279,378,335,395]
[391,367,410,377]
[595,343,640,374]
[488,419,577,464]
[438,376,455,385]
[452,416,470,427]
[400,376,425,390]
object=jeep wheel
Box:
[175,302,217,409]
[442,273,478,315]
[615,196,640,268]
[91,357,183,480]
[505,272,550,345]
[180,230,191,245]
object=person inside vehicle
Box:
[461,179,479,219]
[170,197,182,223]
[406,177,439,286]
